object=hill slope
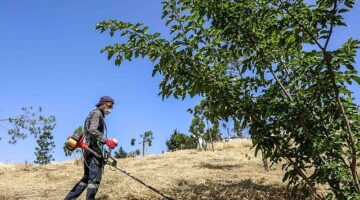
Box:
[0,139,309,200]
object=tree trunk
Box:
[142,139,145,157]
[206,120,214,152]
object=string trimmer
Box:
[65,132,174,200]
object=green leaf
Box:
[351,75,360,85]
[338,9,349,13]
[107,50,115,60]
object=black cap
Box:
[96,96,115,107]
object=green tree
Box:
[189,116,206,150]
[34,123,56,165]
[166,129,197,151]
[189,101,217,151]
[141,131,154,157]
[97,0,360,198]
[130,138,136,146]
[205,120,221,142]
[189,117,205,138]
[128,149,141,157]
[114,146,128,159]
[232,118,246,139]
[0,107,56,164]
[166,130,178,151]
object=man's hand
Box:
[105,138,118,149]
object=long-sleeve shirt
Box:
[84,108,107,155]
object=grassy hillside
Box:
[0,139,314,200]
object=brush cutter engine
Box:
[65,130,101,158]
[65,129,84,151]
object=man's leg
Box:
[64,159,89,200]
[86,157,103,200]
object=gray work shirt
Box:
[83,108,107,155]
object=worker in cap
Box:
[65,96,118,200]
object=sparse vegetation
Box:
[0,139,317,199]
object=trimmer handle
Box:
[77,136,102,158]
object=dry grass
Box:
[0,139,317,200]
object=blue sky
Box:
[0,1,359,163]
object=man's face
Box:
[105,102,113,109]
[102,102,114,115]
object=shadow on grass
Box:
[95,194,111,200]
[169,178,311,200]
[197,162,243,170]
[0,193,24,200]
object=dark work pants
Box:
[64,155,104,200]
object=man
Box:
[65,96,118,200]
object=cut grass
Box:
[0,139,317,199]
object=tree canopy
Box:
[97,0,360,198]
[1,107,56,164]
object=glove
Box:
[105,138,118,149]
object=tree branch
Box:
[285,156,323,200]
[328,68,360,192]
[282,3,325,51]
[324,1,338,50]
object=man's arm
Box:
[88,110,106,143]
